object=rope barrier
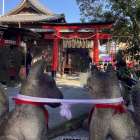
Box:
[13,94,124,120]
[13,94,124,104]
[54,34,96,40]
[54,34,133,40]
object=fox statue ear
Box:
[28,59,46,80]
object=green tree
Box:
[76,0,140,60]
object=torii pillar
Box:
[51,29,60,78]
[93,33,99,64]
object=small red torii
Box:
[42,22,113,74]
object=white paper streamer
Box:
[60,103,72,120]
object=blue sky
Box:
[0,0,81,22]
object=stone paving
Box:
[3,75,92,139]
[51,76,91,139]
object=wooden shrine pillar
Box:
[16,34,21,47]
[51,29,60,78]
[0,38,4,47]
[93,33,99,64]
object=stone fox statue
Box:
[0,60,63,140]
[0,84,8,118]
[87,65,140,140]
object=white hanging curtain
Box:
[62,37,94,49]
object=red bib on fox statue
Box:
[88,103,126,125]
[14,98,49,127]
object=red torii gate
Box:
[42,22,113,74]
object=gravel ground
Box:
[3,75,92,139]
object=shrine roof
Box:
[6,0,57,15]
[0,14,65,23]
[0,0,65,23]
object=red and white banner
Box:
[14,94,124,104]
[13,94,124,120]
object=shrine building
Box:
[0,0,113,76]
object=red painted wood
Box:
[51,30,60,71]
[43,23,113,67]
[44,33,112,40]
[42,23,113,30]
[98,33,112,39]
[93,33,99,64]
[0,39,4,46]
